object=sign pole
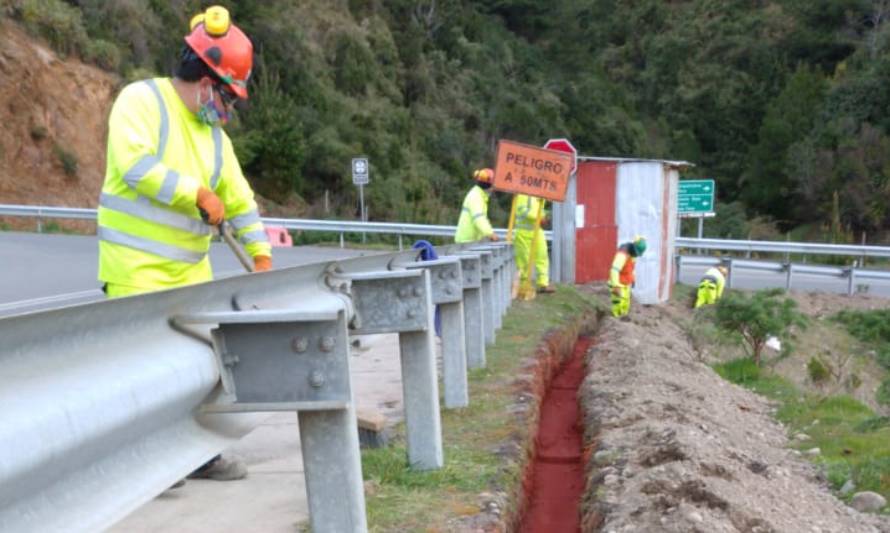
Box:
[507,196,518,243]
[359,183,366,243]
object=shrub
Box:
[30,125,47,140]
[807,357,831,383]
[84,38,120,70]
[878,378,890,406]
[17,0,88,56]
[712,289,808,366]
[53,143,77,176]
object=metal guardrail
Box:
[678,255,890,295]
[0,241,516,533]
[676,237,890,259]
[0,204,552,242]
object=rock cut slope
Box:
[0,21,117,213]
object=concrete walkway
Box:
[112,333,411,532]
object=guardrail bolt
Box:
[412,287,422,297]
[407,309,417,319]
[319,336,335,352]
[398,287,410,298]
[438,270,447,280]
[445,287,453,295]
[309,371,325,388]
[291,337,309,353]
[449,270,458,279]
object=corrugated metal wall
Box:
[574,161,617,283]
[615,162,670,304]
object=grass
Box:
[359,285,603,531]
[714,357,890,510]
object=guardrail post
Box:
[723,258,734,290]
[339,232,344,249]
[174,307,367,533]
[346,269,443,469]
[471,248,496,346]
[846,267,855,296]
[784,262,793,291]
[455,253,485,369]
[403,258,467,409]
[398,234,404,251]
[675,254,682,282]
[502,244,513,311]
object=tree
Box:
[713,289,808,366]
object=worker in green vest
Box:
[97,6,268,483]
[455,168,499,243]
[513,193,553,293]
[694,265,728,308]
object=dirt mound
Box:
[580,296,890,532]
[0,21,117,219]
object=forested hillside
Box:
[4,0,890,235]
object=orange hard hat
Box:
[473,168,494,184]
[185,6,253,99]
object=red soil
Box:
[518,336,592,533]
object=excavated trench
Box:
[517,335,593,532]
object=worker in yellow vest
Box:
[608,236,646,317]
[694,265,728,308]
[455,168,499,243]
[97,6,270,481]
[513,193,554,293]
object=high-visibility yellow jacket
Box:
[514,194,546,233]
[700,267,726,298]
[454,185,493,243]
[97,78,270,291]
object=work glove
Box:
[610,285,623,296]
[196,187,225,225]
[253,255,272,272]
[488,233,500,242]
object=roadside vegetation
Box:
[705,289,889,511]
[353,286,602,531]
[8,1,890,238]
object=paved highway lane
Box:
[0,232,381,316]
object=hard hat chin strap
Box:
[196,83,228,126]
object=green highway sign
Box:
[678,179,715,216]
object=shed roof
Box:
[578,155,694,169]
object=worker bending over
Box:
[608,236,647,318]
[695,265,728,308]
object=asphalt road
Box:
[0,232,378,316]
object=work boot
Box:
[187,456,248,481]
[537,285,556,294]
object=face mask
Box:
[196,84,229,126]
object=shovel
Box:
[200,209,254,273]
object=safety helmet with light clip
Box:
[185,5,253,100]
[472,168,494,184]
[632,235,647,256]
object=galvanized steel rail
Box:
[676,236,890,258]
[0,241,515,533]
[0,204,551,241]
[678,255,890,295]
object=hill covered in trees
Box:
[4,0,890,236]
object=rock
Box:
[687,511,703,523]
[594,449,615,465]
[850,491,887,512]
[793,433,811,442]
[804,447,821,456]
[604,474,620,486]
[839,479,855,495]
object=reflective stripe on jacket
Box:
[455,185,493,243]
[514,194,546,232]
[609,248,635,286]
[98,78,271,291]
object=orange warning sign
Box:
[493,140,572,201]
